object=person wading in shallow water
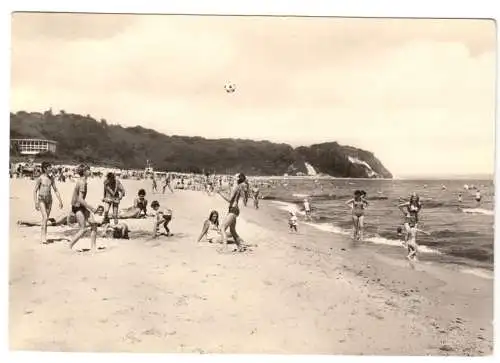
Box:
[346,190,368,241]
[217,173,248,253]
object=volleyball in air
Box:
[224,82,236,93]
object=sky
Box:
[10,13,496,177]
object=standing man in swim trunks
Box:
[69,164,99,253]
[218,173,247,253]
[33,161,63,244]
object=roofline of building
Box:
[10,138,57,144]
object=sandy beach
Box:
[9,178,493,355]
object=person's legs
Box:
[39,201,49,244]
[103,202,111,222]
[69,210,87,249]
[112,203,119,225]
[229,217,243,250]
[352,216,359,239]
[358,216,365,241]
[220,213,236,251]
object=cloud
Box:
[10,14,496,176]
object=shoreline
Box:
[9,178,493,354]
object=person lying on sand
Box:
[197,210,222,244]
[18,212,77,227]
[118,189,148,219]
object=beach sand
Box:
[9,178,493,355]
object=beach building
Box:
[10,138,57,155]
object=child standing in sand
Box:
[288,210,298,233]
[69,164,99,253]
[33,161,64,244]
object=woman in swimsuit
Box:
[197,210,222,244]
[398,192,422,261]
[118,189,148,219]
[33,161,63,244]
[102,172,125,225]
[346,190,369,241]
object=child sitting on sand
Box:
[288,210,298,233]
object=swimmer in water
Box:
[33,161,64,244]
[398,192,422,261]
[197,210,222,244]
[458,192,463,208]
[346,190,369,241]
[475,190,482,206]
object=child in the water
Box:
[288,210,298,233]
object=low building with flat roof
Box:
[10,138,57,155]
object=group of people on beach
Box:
[21,162,256,254]
[19,161,486,262]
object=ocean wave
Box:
[461,208,494,216]
[292,193,310,198]
[459,267,493,280]
[301,222,442,255]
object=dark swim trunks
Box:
[71,205,89,217]
[228,206,240,217]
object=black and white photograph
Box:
[7,8,496,357]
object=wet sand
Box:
[9,178,493,354]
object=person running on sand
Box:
[217,173,247,253]
[118,189,148,219]
[68,164,100,253]
[102,172,125,225]
[303,198,312,221]
[197,210,222,244]
[33,161,64,244]
[346,190,369,241]
[288,210,298,233]
[251,185,260,209]
[398,192,422,261]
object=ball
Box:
[224,83,236,93]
